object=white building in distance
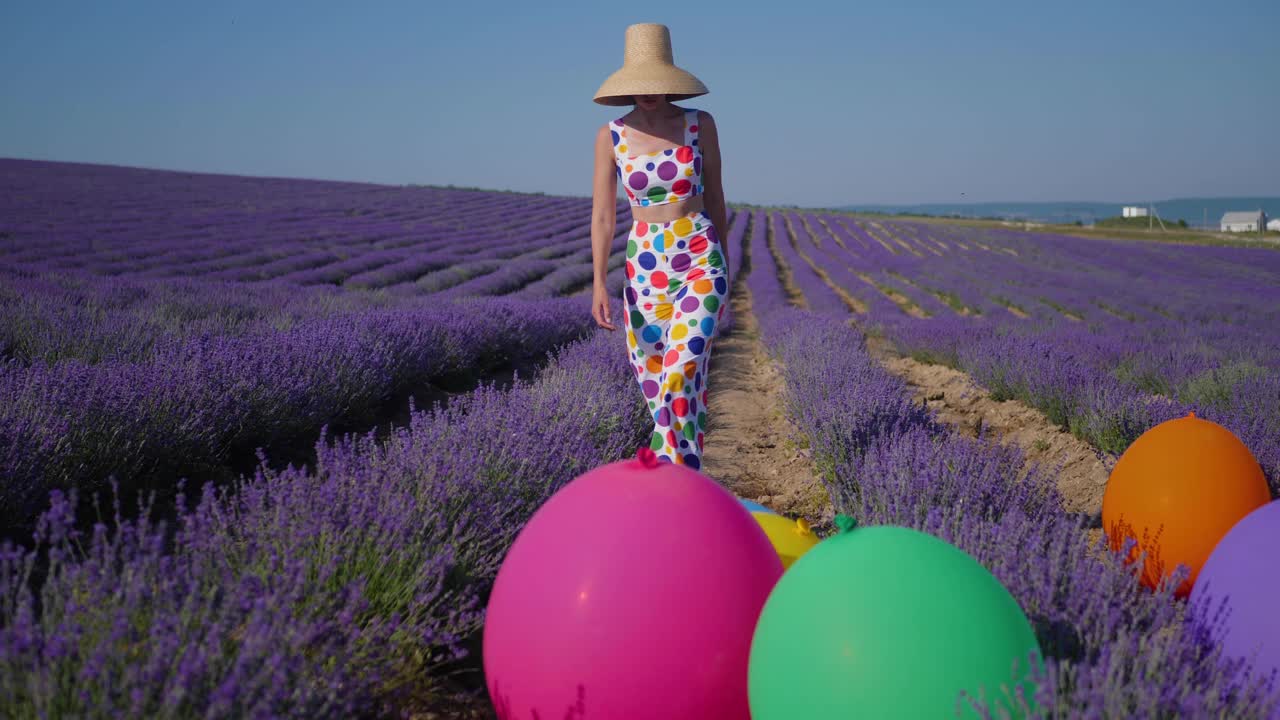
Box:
[1268,218,1280,232]
[1220,210,1267,232]
[1122,206,1149,218]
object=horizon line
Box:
[3,155,1276,210]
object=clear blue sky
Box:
[2,1,1276,206]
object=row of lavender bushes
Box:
[0,325,651,717]
[0,294,606,533]
[741,208,1279,716]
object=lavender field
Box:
[763,210,1280,491]
[742,208,1279,716]
[2,159,1277,717]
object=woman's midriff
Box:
[629,194,704,224]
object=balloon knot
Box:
[635,446,660,469]
[834,514,858,534]
[1188,411,1196,419]
[794,518,812,536]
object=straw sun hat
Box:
[593,23,708,106]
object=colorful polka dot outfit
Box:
[614,107,725,469]
[609,108,703,208]
[622,209,728,470]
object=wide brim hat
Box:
[593,23,708,106]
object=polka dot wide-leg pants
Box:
[623,208,729,470]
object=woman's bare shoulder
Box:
[600,113,626,138]
[595,124,618,163]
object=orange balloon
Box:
[1102,412,1271,597]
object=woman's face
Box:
[633,94,666,111]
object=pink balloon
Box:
[484,447,783,719]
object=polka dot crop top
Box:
[610,108,703,208]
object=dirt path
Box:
[701,283,833,530]
[863,332,1110,520]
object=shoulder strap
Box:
[610,118,626,161]
[683,108,698,147]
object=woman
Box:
[589,23,730,470]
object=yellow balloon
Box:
[751,513,820,569]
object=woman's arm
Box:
[590,123,619,330]
[698,110,730,273]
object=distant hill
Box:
[836,197,1280,228]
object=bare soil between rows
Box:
[863,331,1110,521]
[701,283,834,531]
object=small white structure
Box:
[1220,210,1266,232]
[1268,218,1280,232]
[1122,206,1149,218]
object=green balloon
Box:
[748,518,1042,718]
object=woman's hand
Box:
[592,283,617,331]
